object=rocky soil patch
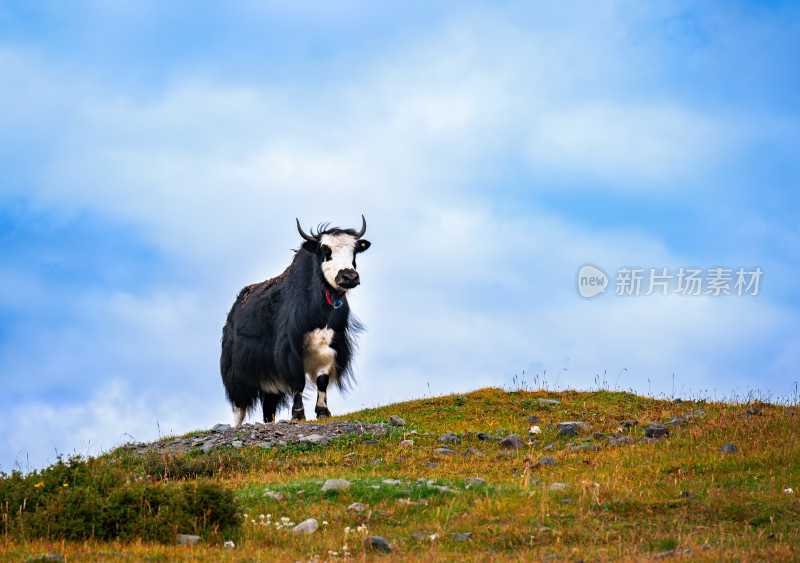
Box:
[127,419,389,456]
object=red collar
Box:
[325,290,344,309]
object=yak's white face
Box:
[319,233,367,291]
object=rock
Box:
[499,435,524,449]
[606,434,634,447]
[721,443,739,454]
[527,415,542,423]
[438,434,461,445]
[536,456,556,467]
[434,447,457,456]
[263,490,284,501]
[201,440,217,453]
[640,437,660,444]
[618,420,638,430]
[556,426,576,438]
[679,491,697,498]
[321,478,351,492]
[382,478,403,485]
[411,532,427,540]
[364,536,393,551]
[300,434,329,446]
[211,424,231,432]
[570,445,601,452]
[231,440,243,448]
[476,432,501,440]
[258,441,274,449]
[529,477,543,486]
[645,423,670,439]
[530,426,542,434]
[426,462,438,468]
[543,443,555,451]
[28,556,65,562]
[223,540,235,549]
[389,415,406,426]
[665,416,685,426]
[362,439,379,446]
[538,398,561,405]
[400,439,414,448]
[348,502,367,512]
[452,532,472,542]
[292,518,319,534]
[177,534,202,546]
[746,407,761,416]
[558,421,591,432]
[548,482,568,491]
[465,477,486,488]
[464,447,483,457]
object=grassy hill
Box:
[2,388,799,561]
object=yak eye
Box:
[320,244,332,261]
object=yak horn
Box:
[355,215,367,239]
[296,219,316,242]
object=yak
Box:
[220,216,371,425]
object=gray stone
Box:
[527,415,541,423]
[364,536,393,551]
[231,440,243,448]
[593,432,606,440]
[556,426,576,438]
[548,482,568,491]
[645,423,670,439]
[721,443,739,454]
[543,443,555,451]
[300,434,328,446]
[538,398,561,405]
[263,490,284,501]
[211,424,231,432]
[464,447,483,457]
[362,439,379,446]
[465,477,486,487]
[536,456,556,467]
[382,478,403,485]
[176,534,202,546]
[438,433,461,445]
[558,421,591,432]
[529,477,543,486]
[426,461,438,468]
[411,532,427,540]
[499,435,524,449]
[400,439,414,448]
[347,502,367,512]
[292,518,319,535]
[665,416,685,426]
[606,434,634,447]
[619,420,638,429]
[434,447,457,456]
[389,415,406,426]
[746,407,761,416]
[640,437,660,444]
[476,432,501,441]
[258,441,274,449]
[201,440,217,453]
[452,532,472,542]
[321,478,351,492]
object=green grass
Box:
[2,387,800,561]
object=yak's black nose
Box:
[335,269,360,289]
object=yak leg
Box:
[291,390,306,421]
[233,406,246,427]
[315,374,331,419]
[260,391,282,423]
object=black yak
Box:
[220,216,371,425]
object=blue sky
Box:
[1,1,798,473]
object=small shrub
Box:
[0,455,238,543]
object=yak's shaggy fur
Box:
[220,224,368,424]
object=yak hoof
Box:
[315,407,331,419]
[292,411,306,421]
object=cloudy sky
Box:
[1,1,798,473]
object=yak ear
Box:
[301,240,318,253]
